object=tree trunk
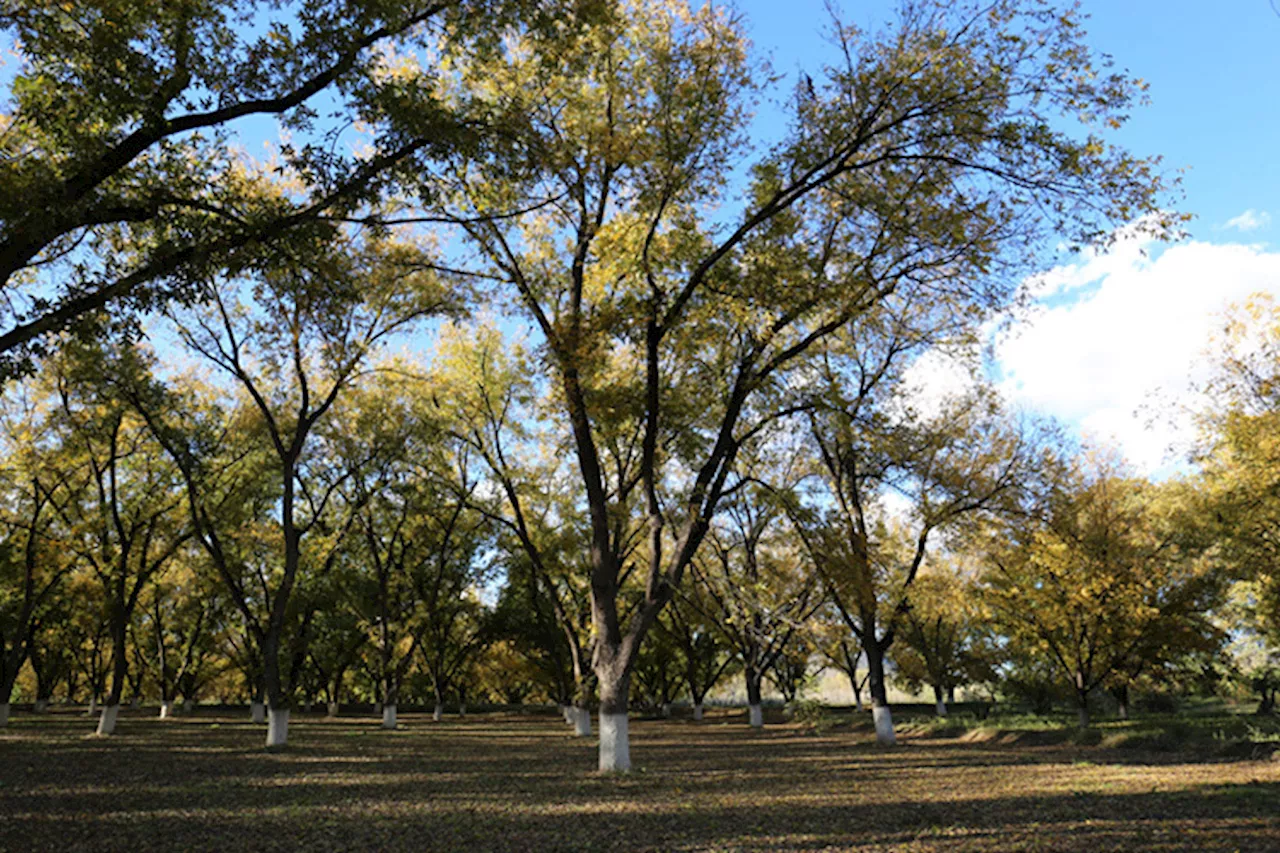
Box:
[1075,673,1090,727]
[866,640,895,745]
[97,616,129,736]
[1113,682,1129,720]
[597,670,630,772]
[693,702,704,721]
[382,703,397,730]
[0,674,16,727]
[933,684,948,718]
[266,707,290,747]
[433,702,443,722]
[159,700,174,719]
[745,666,763,729]
[327,701,340,718]
[574,705,592,736]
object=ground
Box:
[2,707,1279,852]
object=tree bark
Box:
[96,611,129,736]
[1113,682,1129,720]
[597,668,631,772]
[865,639,895,745]
[933,684,948,717]
[745,666,764,728]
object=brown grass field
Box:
[2,707,1279,852]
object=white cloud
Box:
[993,232,1280,476]
[1224,209,1272,232]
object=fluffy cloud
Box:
[994,232,1280,475]
[1224,209,1272,232]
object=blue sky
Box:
[736,0,1280,476]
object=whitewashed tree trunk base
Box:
[250,701,265,724]
[935,700,947,717]
[573,706,592,737]
[558,704,570,724]
[266,708,289,747]
[693,703,703,721]
[159,701,173,719]
[459,703,466,718]
[661,703,671,718]
[87,697,97,716]
[873,705,896,745]
[598,712,630,772]
[327,701,339,717]
[96,704,120,736]
[0,702,10,727]
[748,704,763,728]
[382,704,397,730]
[432,703,443,722]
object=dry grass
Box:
[2,706,1278,852]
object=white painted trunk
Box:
[250,701,265,724]
[266,708,289,747]
[432,702,442,722]
[935,700,947,717]
[660,702,671,718]
[327,701,339,717]
[598,712,630,772]
[748,704,763,728]
[693,703,703,721]
[87,696,97,716]
[34,699,48,714]
[873,705,896,745]
[96,703,120,736]
[382,703,397,730]
[573,705,592,737]
[560,704,573,724]
[159,700,173,719]
[0,702,9,727]
[459,703,466,718]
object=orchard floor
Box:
[2,707,1279,852]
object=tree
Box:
[0,382,74,725]
[982,457,1224,725]
[0,0,524,375]
[664,584,737,721]
[38,348,191,734]
[125,224,456,745]
[407,0,1178,769]
[890,563,990,716]
[693,483,822,728]
[796,377,1032,744]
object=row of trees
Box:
[0,0,1200,772]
